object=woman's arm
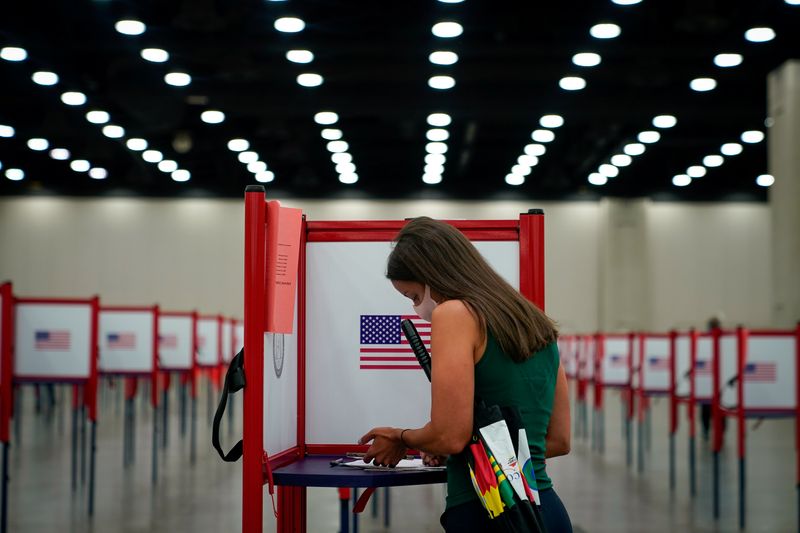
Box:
[545,362,571,458]
[361,300,478,465]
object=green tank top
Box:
[445,334,560,509]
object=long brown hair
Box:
[387,217,558,362]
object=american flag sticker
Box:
[609,354,627,367]
[695,360,712,375]
[647,357,670,371]
[107,332,136,350]
[744,362,777,383]
[359,315,430,370]
[197,335,206,350]
[159,334,178,349]
[35,330,71,350]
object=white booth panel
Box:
[578,337,594,380]
[222,320,233,363]
[264,302,299,456]
[158,315,193,370]
[98,310,154,374]
[721,335,794,412]
[642,337,670,392]
[600,337,629,386]
[15,304,92,380]
[631,336,641,389]
[694,336,713,400]
[196,318,220,367]
[675,335,691,397]
[719,335,739,408]
[234,323,244,355]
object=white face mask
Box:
[412,285,438,322]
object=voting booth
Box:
[239,186,545,533]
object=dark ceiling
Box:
[0,0,798,201]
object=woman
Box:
[359,217,572,532]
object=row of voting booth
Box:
[558,327,800,530]
[0,280,243,533]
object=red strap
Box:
[352,487,376,514]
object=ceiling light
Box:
[511,164,531,177]
[588,173,607,186]
[559,76,586,91]
[164,72,191,87]
[425,153,446,165]
[703,155,724,167]
[61,91,87,106]
[158,160,178,173]
[599,164,619,178]
[115,20,146,36]
[0,125,14,138]
[314,111,339,125]
[572,52,601,67]
[611,0,642,4]
[713,53,743,68]
[27,138,49,151]
[690,77,717,92]
[721,143,743,156]
[337,162,357,174]
[423,173,442,185]
[505,174,525,186]
[531,129,555,143]
[5,168,24,181]
[756,174,774,187]
[429,51,459,65]
[741,130,765,143]
[247,161,267,173]
[687,166,707,178]
[32,71,59,86]
[427,113,452,127]
[201,110,225,124]
[274,17,305,33]
[70,159,90,172]
[255,171,275,183]
[424,163,445,175]
[49,148,70,160]
[540,115,564,128]
[1,47,27,61]
[88,167,108,180]
[327,141,349,153]
[428,75,456,90]
[524,144,546,157]
[238,151,259,164]
[611,154,632,167]
[102,125,125,138]
[331,152,352,164]
[286,50,314,64]
[518,155,538,167]
[652,115,677,128]
[624,143,646,156]
[744,27,776,43]
[171,169,191,182]
[426,142,448,154]
[142,150,164,163]
[86,110,110,124]
[431,21,463,38]
[438,0,465,3]
[126,138,148,151]
[321,129,343,140]
[227,138,249,152]
[297,73,323,87]
[590,23,621,39]
[141,48,169,63]
[672,174,691,187]
[426,128,450,142]
[339,173,359,184]
[638,131,661,143]
[786,0,800,4]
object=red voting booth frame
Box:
[241,186,545,533]
[0,283,12,446]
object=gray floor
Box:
[6,381,797,532]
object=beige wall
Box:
[0,196,773,332]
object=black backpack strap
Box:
[212,348,246,462]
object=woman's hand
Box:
[359,427,407,467]
[420,451,447,467]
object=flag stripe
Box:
[35,330,71,350]
[360,365,423,370]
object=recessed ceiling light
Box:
[340,173,359,184]
[713,53,743,68]
[297,73,323,87]
[286,50,314,64]
[86,110,110,124]
[624,143,646,156]
[141,48,169,63]
[703,155,724,167]
[559,76,586,91]
[611,154,632,167]
[115,20,146,36]
[588,173,607,186]
[427,113,452,127]
[741,130,765,144]
[102,125,125,139]
[638,131,661,143]
[424,163,445,175]
[321,129,343,140]
[5,168,24,181]
[49,148,70,160]
[756,174,774,187]
[505,174,525,186]
[32,71,59,86]
[426,128,450,142]
[61,91,87,106]
[142,150,164,163]
[274,17,305,33]
[332,152,352,164]
[423,173,443,185]
[720,142,743,156]
[572,52,601,67]
[88,167,108,180]
[786,0,800,5]
[314,111,339,125]
[70,159,91,172]
[238,151,259,164]
[327,140,349,153]
[337,162,357,174]
[687,166,706,178]
[247,161,267,173]
[438,0,465,3]
[425,153,446,165]
[744,27,776,43]
[511,164,532,177]
[126,138,148,151]
[0,125,15,138]
[201,110,225,124]
[540,115,564,128]
[531,129,555,143]
[428,75,456,90]
[255,171,275,183]
[524,144,546,157]
[599,164,619,178]
[27,138,49,151]
[518,155,539,167]
[164,72,191,87]
[0,47,27,62]
[690,77,717,92]
[590,23,621,39]
[672,174,691,187]
[611,0,642,4]
[227,139,250,152]
[652,115,677,128]
[171,169,191,182]
[426,142,448,154]
[429,51,459,65]
[431,21,463,38]
[157,160,178,173]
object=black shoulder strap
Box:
[212,348,246,462]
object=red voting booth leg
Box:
[518,210,545,311]
[711,327,722,520]
[689,329,698,497]
[736,327,747,530]
[277,486,306,533]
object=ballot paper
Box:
[340,458,445,471]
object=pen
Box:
[345,452,416,460]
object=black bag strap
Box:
[212,348,246,462]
